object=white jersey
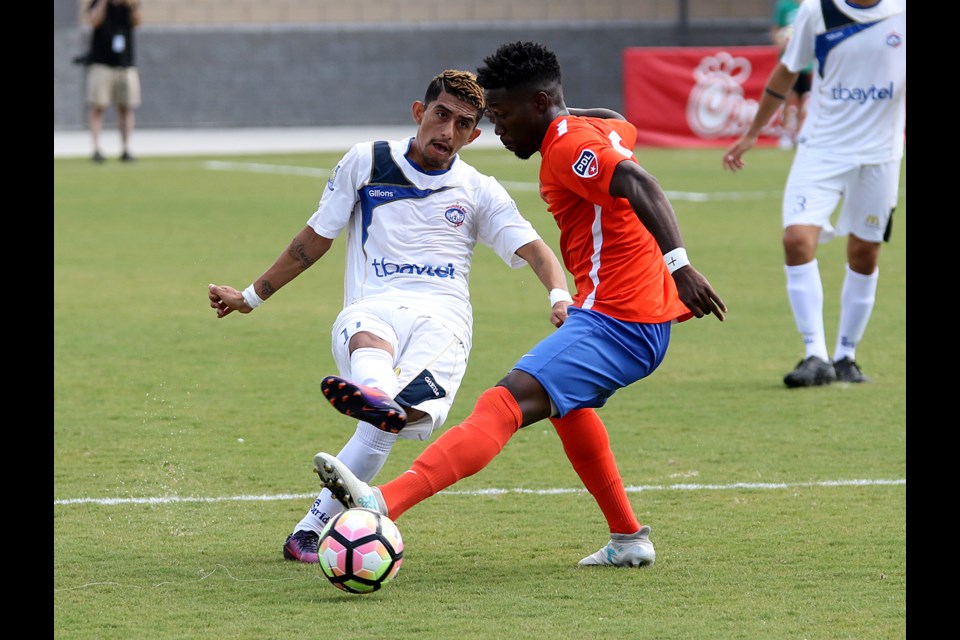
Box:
[783,0,906,163]
[306,137,541,343]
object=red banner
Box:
[623,46,786,148]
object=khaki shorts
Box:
[86,63,141,109]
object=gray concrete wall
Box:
[54,18,769,131]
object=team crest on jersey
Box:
[444,203,467,227]
[572,150,599,178]
[886,32,903,48]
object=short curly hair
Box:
[425,70,485,122]
[476,41,562,91]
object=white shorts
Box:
[782,151,902,244]
[330,301,469,441]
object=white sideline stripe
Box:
[204,160,330,178]
[202,160,776,202]
[53,478,904,506]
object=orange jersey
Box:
[539,115,691,323]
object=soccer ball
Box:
[317,508,404,594]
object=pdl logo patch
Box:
[572,150,599,178]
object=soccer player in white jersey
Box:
[208,70,574,563]
[723,0,906,387]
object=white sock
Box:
[349,347,399,397]
[833,265,878,363]
[785,259,829,361]
[293,347,401,535]
[294,422,398,534]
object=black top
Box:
[87,0,137,68]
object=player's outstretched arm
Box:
[610,162,726,321]
[208,226,334,319]
[723,62,799,172]
[514,238,572,328]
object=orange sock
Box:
[551,408,641,535]
[379,386,522,519]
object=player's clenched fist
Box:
[208,283,251,318]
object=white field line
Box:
[54,478,904,507]
[202,160,777,202]
[204,160,331,178]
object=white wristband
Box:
[549,288,574,306]
[242,284,264,309]
[663,248,690,274]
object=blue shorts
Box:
[512,307,671,418]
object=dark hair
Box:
[424,69,485,121]
[476,41,562,91]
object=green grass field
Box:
[54,146,906,640]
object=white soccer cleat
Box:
[313,451,384,514]
[578,525,656,568]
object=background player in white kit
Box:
[723,0,906,387]
[208,70,574,562]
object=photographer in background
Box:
[85,0,142,163]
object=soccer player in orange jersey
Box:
[314,41,726,567]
